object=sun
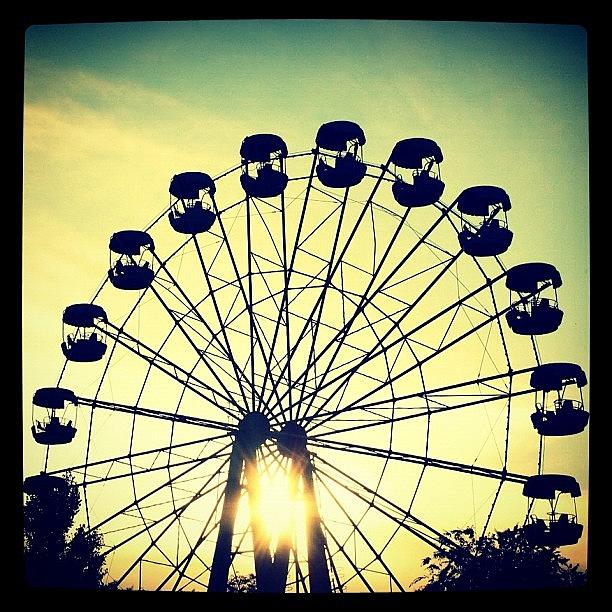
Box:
[256,462,308,555]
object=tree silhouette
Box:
[414,525,587,591]
[226,573,257,592]
[24,472,107,589]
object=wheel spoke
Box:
[104,478,224,563]
[89,442,232,535]
[297,204,453,421]
[257,155,318,413]
[78,396,236,432]
[316,470,405,591]
[100,321,241,419]
[303,277,548,430]
[211,193,291,417]
[308,386,536,440]
[193,235,256,412]
[147,260,248,413]
[46,434,227,479]
[160,481,226,591]
[314,458,458,552]
[318,514,375,592]
[110,457,229,588]
[311,440,527,483]
[264,159,392,408]
[294,251,471,421]
[294,184,352,414]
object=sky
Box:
[23,20,589,591]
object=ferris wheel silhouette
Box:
[25,120,588,592]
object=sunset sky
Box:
[23,20,589,590]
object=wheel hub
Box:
[237,412,270,448]
[276,421,307,458]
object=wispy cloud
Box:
[24,99,181,161]
[68,69,185,110]
[24,62,250,173]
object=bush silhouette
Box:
[227,573,257,592]
[415,525,587,591]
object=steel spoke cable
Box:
[294,184,353,415]
[193,235,254,412]
[100,322,239,419]
[310,439,528,484]
[211,192,298,420]
[296,252,469,425]
[112,459,229,581]
[305,279,549,433]
[102,474,226,584]
[111,457,230,587]
[314,457,458,552]
[313,294,402,514]
[316,466,446,569]
[45,434,226,479]
[88,441,233,536]
[163,479,228,591]
[307,389,536,445]
[75,451,231,488]
[264,159,393,407]
[317,512,375,592]
[296,218,446,415]
[316,470,405,591]
[279,188,294,419]
[299,273,417,424]
[468,256,516,538]
[296,203,429,421]
[255,167,316,409]
[147,257,247,412]
[76,396,236,432]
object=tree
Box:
[414,525,587,591]
[24,472,108,589]
[226,573,257,592]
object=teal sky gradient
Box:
[26,21,587,134]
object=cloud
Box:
[68,69,185,111]
[24,62,250,173]
[24,99,180,161]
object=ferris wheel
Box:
[25,121,589,592]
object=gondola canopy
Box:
[530,363,588,391]
[240,134,288,162]
[457,186,511,216]
[390,138,443,169]
[109,230,155,255]
[316,121,366,151]
[169,172,216,199]
[62,304,108,327]
[24,473,69,496]
[505,263,562,293]
[33,387,77,409]
[523,474,581,499]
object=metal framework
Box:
[26,134,574,593]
